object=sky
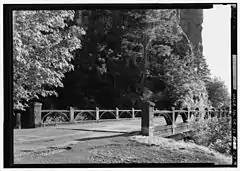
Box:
[202,5,231,92]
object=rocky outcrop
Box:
[179,9,203,50]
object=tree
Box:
[132,9,209,109]
[160,51,209,109]
[55,10,127,109]
[206,77,231,108]
[41,9,211,111]
[193,43,211,84]
[121,10,183,100]
[13,10,85,110]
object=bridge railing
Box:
[14,102,230,131]
[30,102,142,127]
[141,101,231,137]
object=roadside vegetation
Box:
[89,136,231,164]
[188,117,232,156]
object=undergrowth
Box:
[189,117,232,155]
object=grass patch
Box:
[88,135,232,164]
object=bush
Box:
[206,77,231,108]
[189,117,232,155]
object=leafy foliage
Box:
[190,117,232,155]
[192,44,211,83]
[14,9,213,112]
[13,10,85,110]
[206,77,231,108]
[121,9,193,107]
[162,53,209,109]
[44,9,211,110]
[134,10,209,109]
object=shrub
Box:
[206,77,231,108]
[189,117,232,155]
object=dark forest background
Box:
[13,9,231,113]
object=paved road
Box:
[14,117,183,158]
[14,119,140,156]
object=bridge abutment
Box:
[141,101,155,136]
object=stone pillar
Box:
[96,107,99,121]
[187,108,190,129]
[34,102,42,127]
[141,101,155,136]
[187,108,190,122]
[219,109,223,119]
[172,107,176,135]
[195,108,200,121]
[16,113,21,129]
[116,107,119,120]
[218,109,221,118]
[70,107,74,122]
[132,108,135,119]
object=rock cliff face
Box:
[179,9,203,50]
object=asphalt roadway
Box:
[14,117,183,158]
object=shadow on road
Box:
[73,131,141,142]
